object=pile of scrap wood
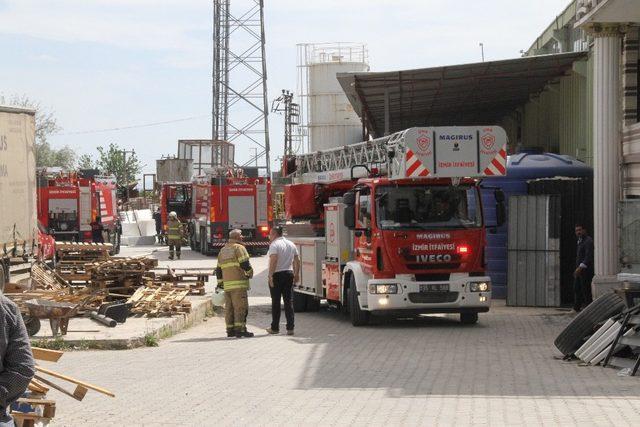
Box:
[127,284,191,317]
[144,268,208,295]
[11,347,114,426]
[54,242,112,282]
[87,256,158,289]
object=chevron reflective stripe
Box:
[483,148,507,176]
[405,150,430,177]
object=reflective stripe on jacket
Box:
[216,242,253,291]
[167,219,182,241]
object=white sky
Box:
[0,0,569,175]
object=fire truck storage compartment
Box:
[256,183,268,226]
[78,186,92,231]
[289,237,325,296]
[285,184,317,218]
[324,202,351,263]
[228,195,255,229]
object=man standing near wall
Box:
[266,226,300,336]
[574,223,594,312]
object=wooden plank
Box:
[32,347,63,363]
[33,375,83,401]
[35,366,115,397]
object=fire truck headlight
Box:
[469,282,490,292]
[369,284,398,294]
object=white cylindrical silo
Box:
[302,43,369,152]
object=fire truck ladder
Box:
[289,131,410,178]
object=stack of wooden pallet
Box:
[55,242,112,282]
[11,347,115,426]
[145,268,209,295]
[88,256,158,289]
[127,284,191,317]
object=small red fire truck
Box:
[37,170,120,252]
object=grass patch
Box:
[31,337,70,351]
[144,333,159,347]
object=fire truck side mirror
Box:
[343,192,356,229]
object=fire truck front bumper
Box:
[364,276,491,315]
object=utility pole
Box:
[479,42,485,62]
[212,0,271,175]
[120,149,135,201]
[271,89,300,156]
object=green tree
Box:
[0,94,75,169]
[77,154,96,169]
[95,143,142,186]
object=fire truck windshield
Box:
[375,185,481,229]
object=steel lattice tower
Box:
[212,0,270,175]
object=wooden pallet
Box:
[127,285,191,317]
[31,263,69,291]
[54,242,113,252]
[145,269,209,295]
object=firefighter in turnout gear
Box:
[215,229,255,338]
[167,211,183,260]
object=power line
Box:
[55,114,209,136]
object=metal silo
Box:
[297,43,369,152]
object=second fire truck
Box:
[160,169,273,255]
[285,126,507,325]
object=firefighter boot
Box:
[235,328,254,338]
[226,328,235,338]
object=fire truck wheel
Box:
[460,312,479,325]
[554,293,625,356]
[348,276,370,326]
[189,232,197,251]
[293,291,307,312]
[200,229,210,255]
[306,295,320,312]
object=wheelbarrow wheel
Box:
[24,316,41,337]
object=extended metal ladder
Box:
[603,303,640,375]
[289,131,406,178]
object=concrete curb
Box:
[32,297,214,350]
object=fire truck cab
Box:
[287,126,507,326]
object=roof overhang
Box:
[337,51,588,137]
[575,0,640,27]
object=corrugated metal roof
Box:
[337,51,587,137]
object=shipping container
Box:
[0,106,37,288]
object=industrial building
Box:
[332,0,640,300]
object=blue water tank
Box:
[481,150,592,299]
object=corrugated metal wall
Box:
[505,57,593,165]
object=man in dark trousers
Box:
[89,216,105,243]
[0,294,36,425]
[266,226,300,336]
[573,223,594,312]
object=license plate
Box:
[420,284,449,293]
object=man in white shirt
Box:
[265,226,300,335]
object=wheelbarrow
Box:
[24,298,86,337]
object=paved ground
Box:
[45,246,640,426]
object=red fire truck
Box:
[285,126,507,326]
[189,169,272,255]
[37,170,120,252]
